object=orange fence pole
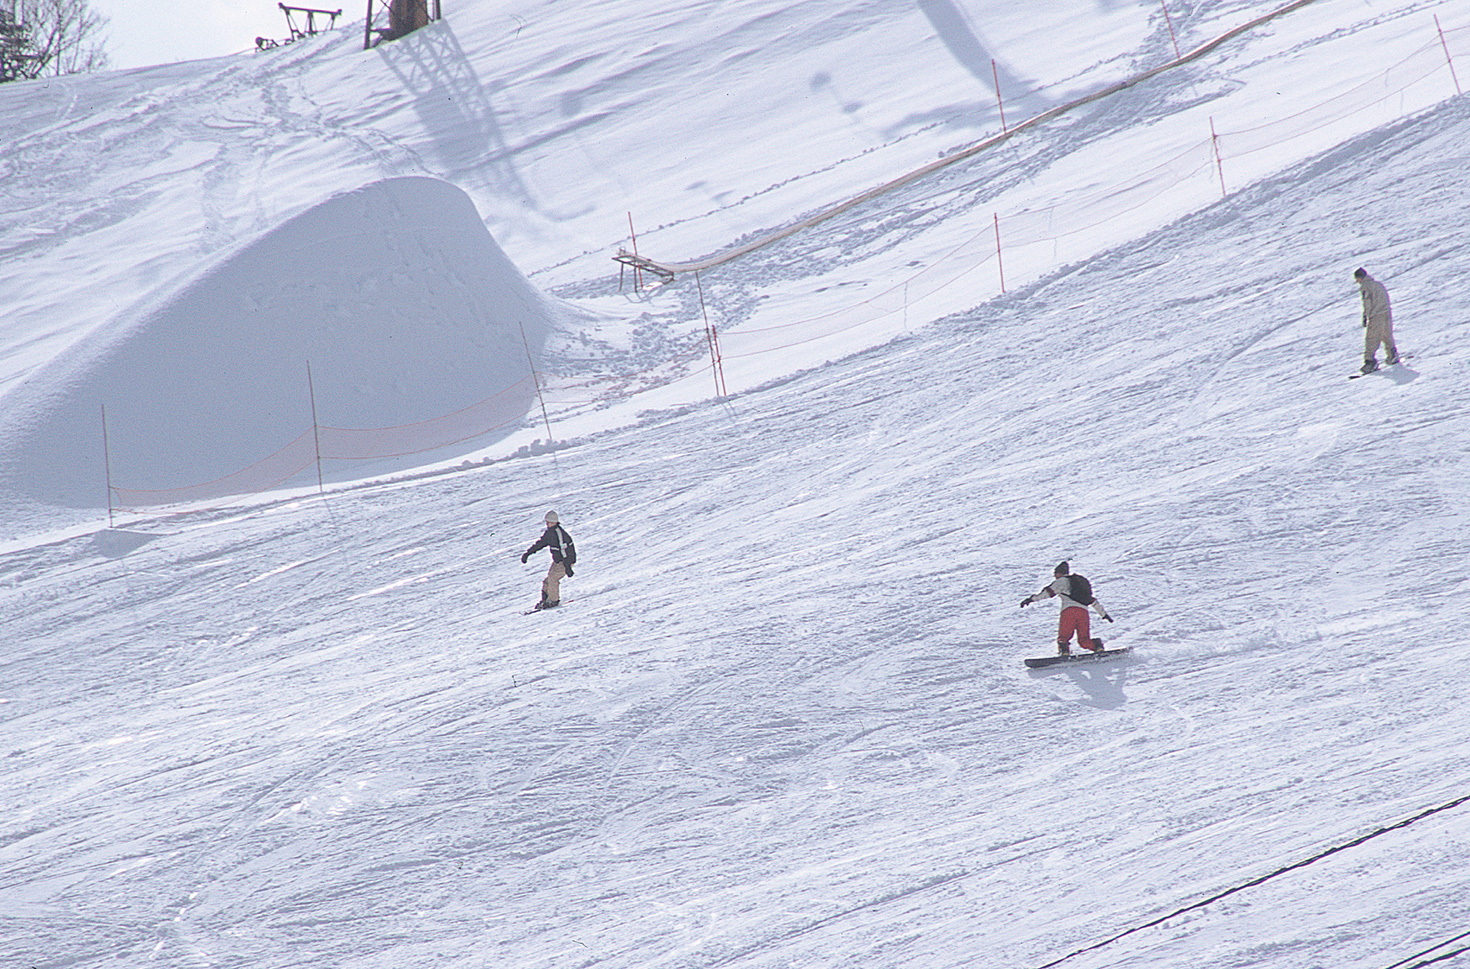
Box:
[1210,117,1227,198]
[101,403,114,527]
[1160,0,1182,60]
[307,361,325,495]
[696,270,726,398]
[992,59,1008,133]
[520,321,555,443]
[1436,15,1462,96]
[627,212,643,291]
[993,213,1006,294]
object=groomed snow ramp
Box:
[0,177,553,508]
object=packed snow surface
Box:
[2,0,1470,967]
[0,176,552,507]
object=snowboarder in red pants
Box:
[1021,561,1113,654]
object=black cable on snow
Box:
[1401,942,1470,969]
[1034,791,1470,969]
[1381,929,1470,969]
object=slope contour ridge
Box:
[0,176,553,508]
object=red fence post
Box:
[1436,15,1462,97]
[1210,117,1227,199]
[1160,0,1182,60]
[711,325,727,397]
[627,212,643,291]
[696,270,726,398]
[992,59,1008,133]
[306,361,325,495]
[101,403,114,526]
[519,322,555,443]
[993,213,1006,294]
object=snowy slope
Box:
[3,1,1470,968]
[1,176,555,508]
[5,0,1464,522]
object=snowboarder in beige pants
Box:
[521,511,576,610]
[1355,267,1399,373]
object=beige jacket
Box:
[1358,274,1392,327]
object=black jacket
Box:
[525,524,575,565]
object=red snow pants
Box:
[1058,606,1098,651]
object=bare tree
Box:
[1,0,109,83]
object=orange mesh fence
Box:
[538,347,711,406]
[106,14,1467,511]
[691,16,1468,363]
[721,225,1001,359]
[111,430,320,509]
[110,377,536,509]
[1219,40,1454,159]
[318,375,536,460]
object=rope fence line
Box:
[316,374,535,461]
[1218,37,1456,159]
[625,18,1464,363]
[537,346,712,405]
[628,0,1330,277]
[730,209,1002,338]
[111,429,320,508]
[103,12,1467,511]
[722,244,1000,361]
[698,16,1466,363]
[108,376,536,510]
[541,345,709,392]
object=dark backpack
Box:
[1069,574,1094,605]
[559,528,577,566]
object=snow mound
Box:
[0,176,552,508]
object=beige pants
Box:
[541,562,566,604]
[1365,318,1398,363]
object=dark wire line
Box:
[1383,930,1470,969]
[1035,791,1470,969]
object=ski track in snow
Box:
[3,1,1470,967]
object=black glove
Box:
[1104,614,1114,622]
[1020,597,1032,608]
[565,565,574,577]
[520,552,529,564]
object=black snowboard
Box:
[1025,647,1132,669]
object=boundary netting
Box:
[108,375,536,509]
[104,4,1467,511]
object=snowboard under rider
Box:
[1355,267,1400,374]
[521,511,575,610]
[1020,561,1113,655]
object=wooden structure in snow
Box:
[364,0,441,50]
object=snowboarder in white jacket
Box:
[1021,561,1113,654]
[1355,267,1399,373]
[521,511,575,610]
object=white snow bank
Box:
[0,176,554,508]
